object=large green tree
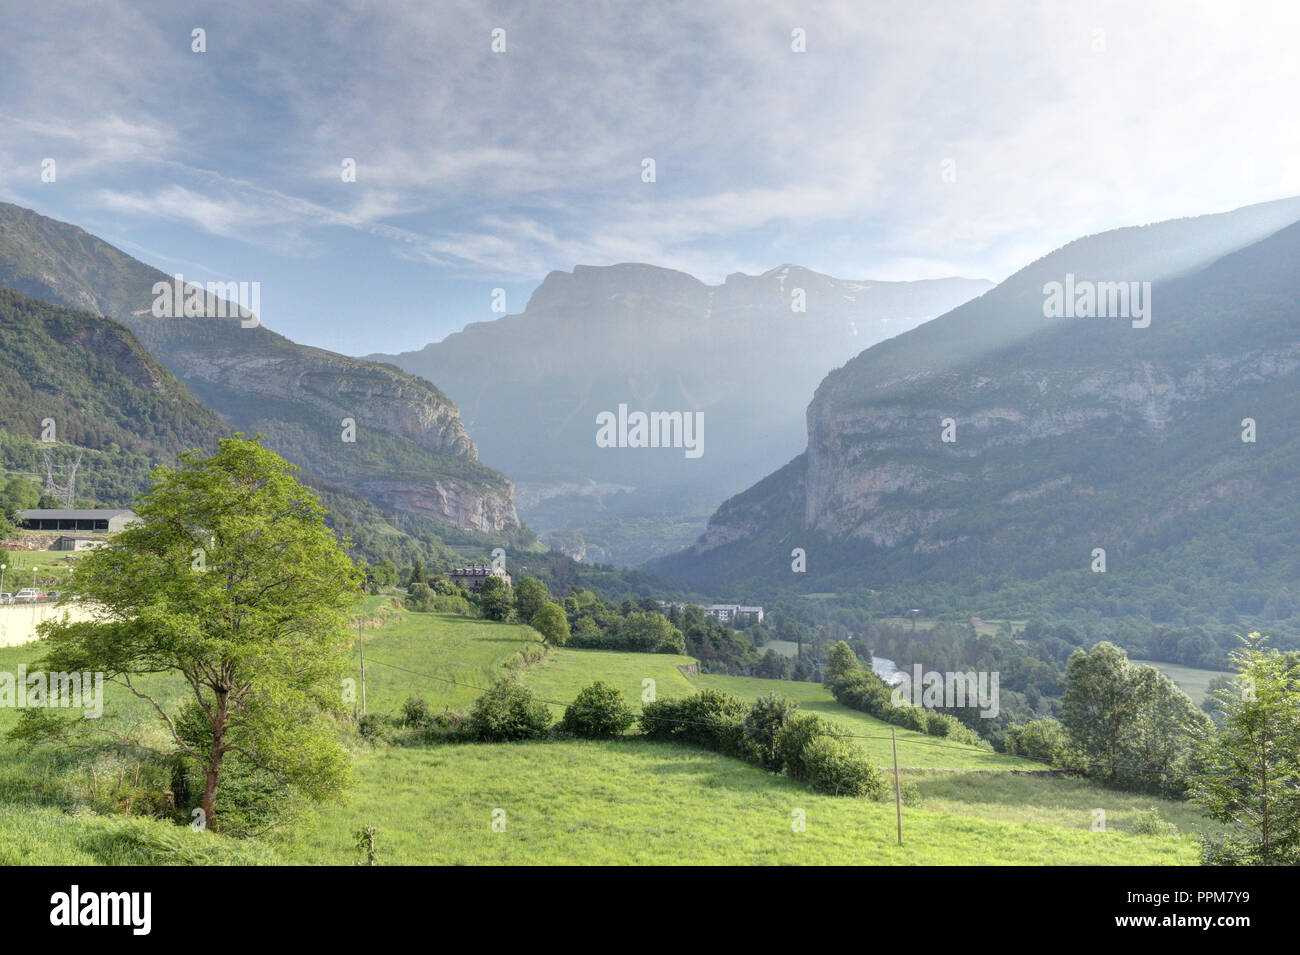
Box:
[477,574,513,621]
[531,601,570,648]
[1190,634,1300,865]
[512,577,550,622]
[1061,642,1208,795]
[17,436,362,831]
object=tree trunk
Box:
[201,690,230,832]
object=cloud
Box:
[3,0,1300,295]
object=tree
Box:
[513,577,550,622]
[825,641,861,686]
[469,679,552,741]
[14,436,362,832]
[1190,634,1300,865]
[561,681,635,738]
[1061,642,1208,795]
[477,574,513,621]
[531,601,570,648]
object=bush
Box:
[1133,808,1178,837]
[638,689,746,755]
[924,710,952,737]
[357,713,391,743]
[801,736,884,797]
[400,696,431,727]
[889,703,930,733]
[469,679,552,741]
[1004,717,1068,764]
[773,712,832,780]
[674,689,747,756]
[742,694,798,770]
[561,681,636,738]
[431,593,475,616]
[404,581,433,611]
[639,697,684,739]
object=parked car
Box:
[0,592,12,605]
[13,588,44,603]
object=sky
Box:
[2,0,1299,355]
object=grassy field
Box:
[351,611,538,713]
[0,549,79,590]
[0,606,1215,865]
[272,741,1200,865]
[1131,659,1230,705]
[688,673,1036,771]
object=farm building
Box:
[448,565,512,592]
[52,535,106,551]
[18,508,137,533]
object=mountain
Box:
[0,283,514,566]
[372,262,993,564]
[0,202,524,539]
[650,197,1300,633]
[0,283,228,505]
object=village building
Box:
[52,535,106,552]
[657,600,764,624]
[448,565,512,592]
[18,508,137,534]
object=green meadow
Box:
[0,605,1214,865]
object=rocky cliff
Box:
[0,202,521,534]
[655,197,1300,619]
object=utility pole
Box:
[891,726,903,846]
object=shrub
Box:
[742,693,798,770]
[404,581,433,611]
[469,679,552,741]
[889,704,930,733]
[431,593,475,616]
[1003,717,1068,765]
[924,710,952,737]
[674,689,747,756]
[561,681,636,738]
[357,713,390,743]
[400,696,431,727]
[1133,808,1178,837]
[773,712,832,780]
[639,697,684,739]
[801,736,884,797]
[639,690,746,755]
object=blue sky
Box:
[2,0,1298,355]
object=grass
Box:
[0,606,1216,865]
[688,672,1037,771]
[521,647,697,714]
[272,741,1200,865]
[0,549,79,590]
[1132,659,1231,705]
[351,611,538,713]
[0,806,275,865]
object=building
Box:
[448,565,512,592]
[18,509,137,533]
[657,600,764,624]
[52,535,106,552]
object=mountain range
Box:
[649,196,1300,633]
[373,263,992,564]
[0,202,529,562]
